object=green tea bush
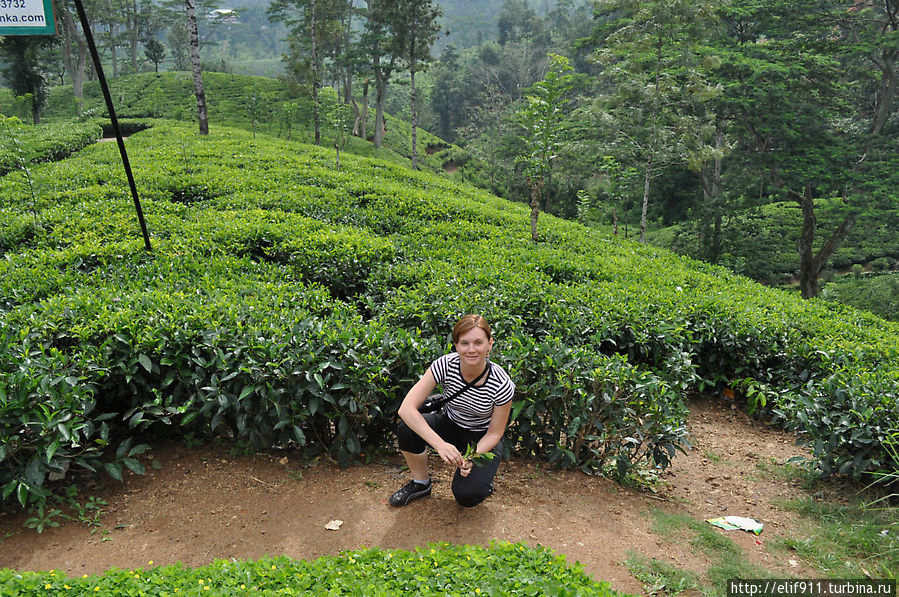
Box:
[821,272,899,322]
[34,72,477,181]
[1,120,897,512]
[0,117,102,175]
[0,543,625,596]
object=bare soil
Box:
[0,398,820,594]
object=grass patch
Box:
[753,458,819,491]
[640,509,773,596]
[772,497,898,578]
[625,551,701,596]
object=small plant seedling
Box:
[463,444,495,467]
[24,507,62,534]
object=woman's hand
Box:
[435,441,463,467]
[459,460,473,477]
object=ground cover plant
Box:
[0,120,898,516]
[0,541,625,596]
[821,272,899,323]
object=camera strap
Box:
[432,361,491,409]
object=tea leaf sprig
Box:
[463,444,496,467]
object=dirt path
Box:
[0,398,815,594]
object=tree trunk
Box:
[128,0,139,73]
[870,50,896,136]
[700,132,725,263]
[373,69,387,148]
[792,185,857,299]
[639,156,652,243]
[341,11,353,104]
[311,0,321,145]
[57,1,88,111]
[410,58,418,170]
[528,177,543,242]
[110,33,119,78]
[360,79,369,140]
[185,0,209,135]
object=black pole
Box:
[72,0,152,252]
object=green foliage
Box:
[652,200,899,287]
[463,443,496,466]
[624,552,700,596]
[0,542,625,595]
[821,273,899,322]
[0,117,103,176]
[775,497,898,578]
[0,120,897,512]
[15,71,480,182]
[0,542,621,597]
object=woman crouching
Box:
[390,314,515,507]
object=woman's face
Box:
[455,327,493,368]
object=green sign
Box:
[0,0,56,35]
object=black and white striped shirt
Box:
[430,353,515,431]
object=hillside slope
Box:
[1,120,897,512]
[0,72,482,185]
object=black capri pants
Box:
[396,411,503,508]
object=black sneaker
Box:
[389,480,431,506]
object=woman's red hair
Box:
[452,314,492,344]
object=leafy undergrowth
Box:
[0,542,626,596]
[650,199,899,289]
[821,272,899,323]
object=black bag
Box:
[418,362,490,414]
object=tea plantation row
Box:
[1,120,897,511]
[0,72,482,185]
[0,117,102,177]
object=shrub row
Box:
[822,272,899,323]
[1,120,897,512]
[32,71,474,180]
[0,117,102,176]
[0,542,624,596]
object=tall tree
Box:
[269,0,352,145]
[53,0,91,110]
[144,37,166,72]
[834,0,899,135]
[430,44,463,142]
[589,0,716,243]
[389,0,442,169]
[360,0,398,149]
[185,0,209,134]
[0,36,57,124]
[720,0,859,297]
[515,54,576,242]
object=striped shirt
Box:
[430,353,515,431]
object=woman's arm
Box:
[476,401,512,454]
[397,369,465,467]
[459,401,512,477]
